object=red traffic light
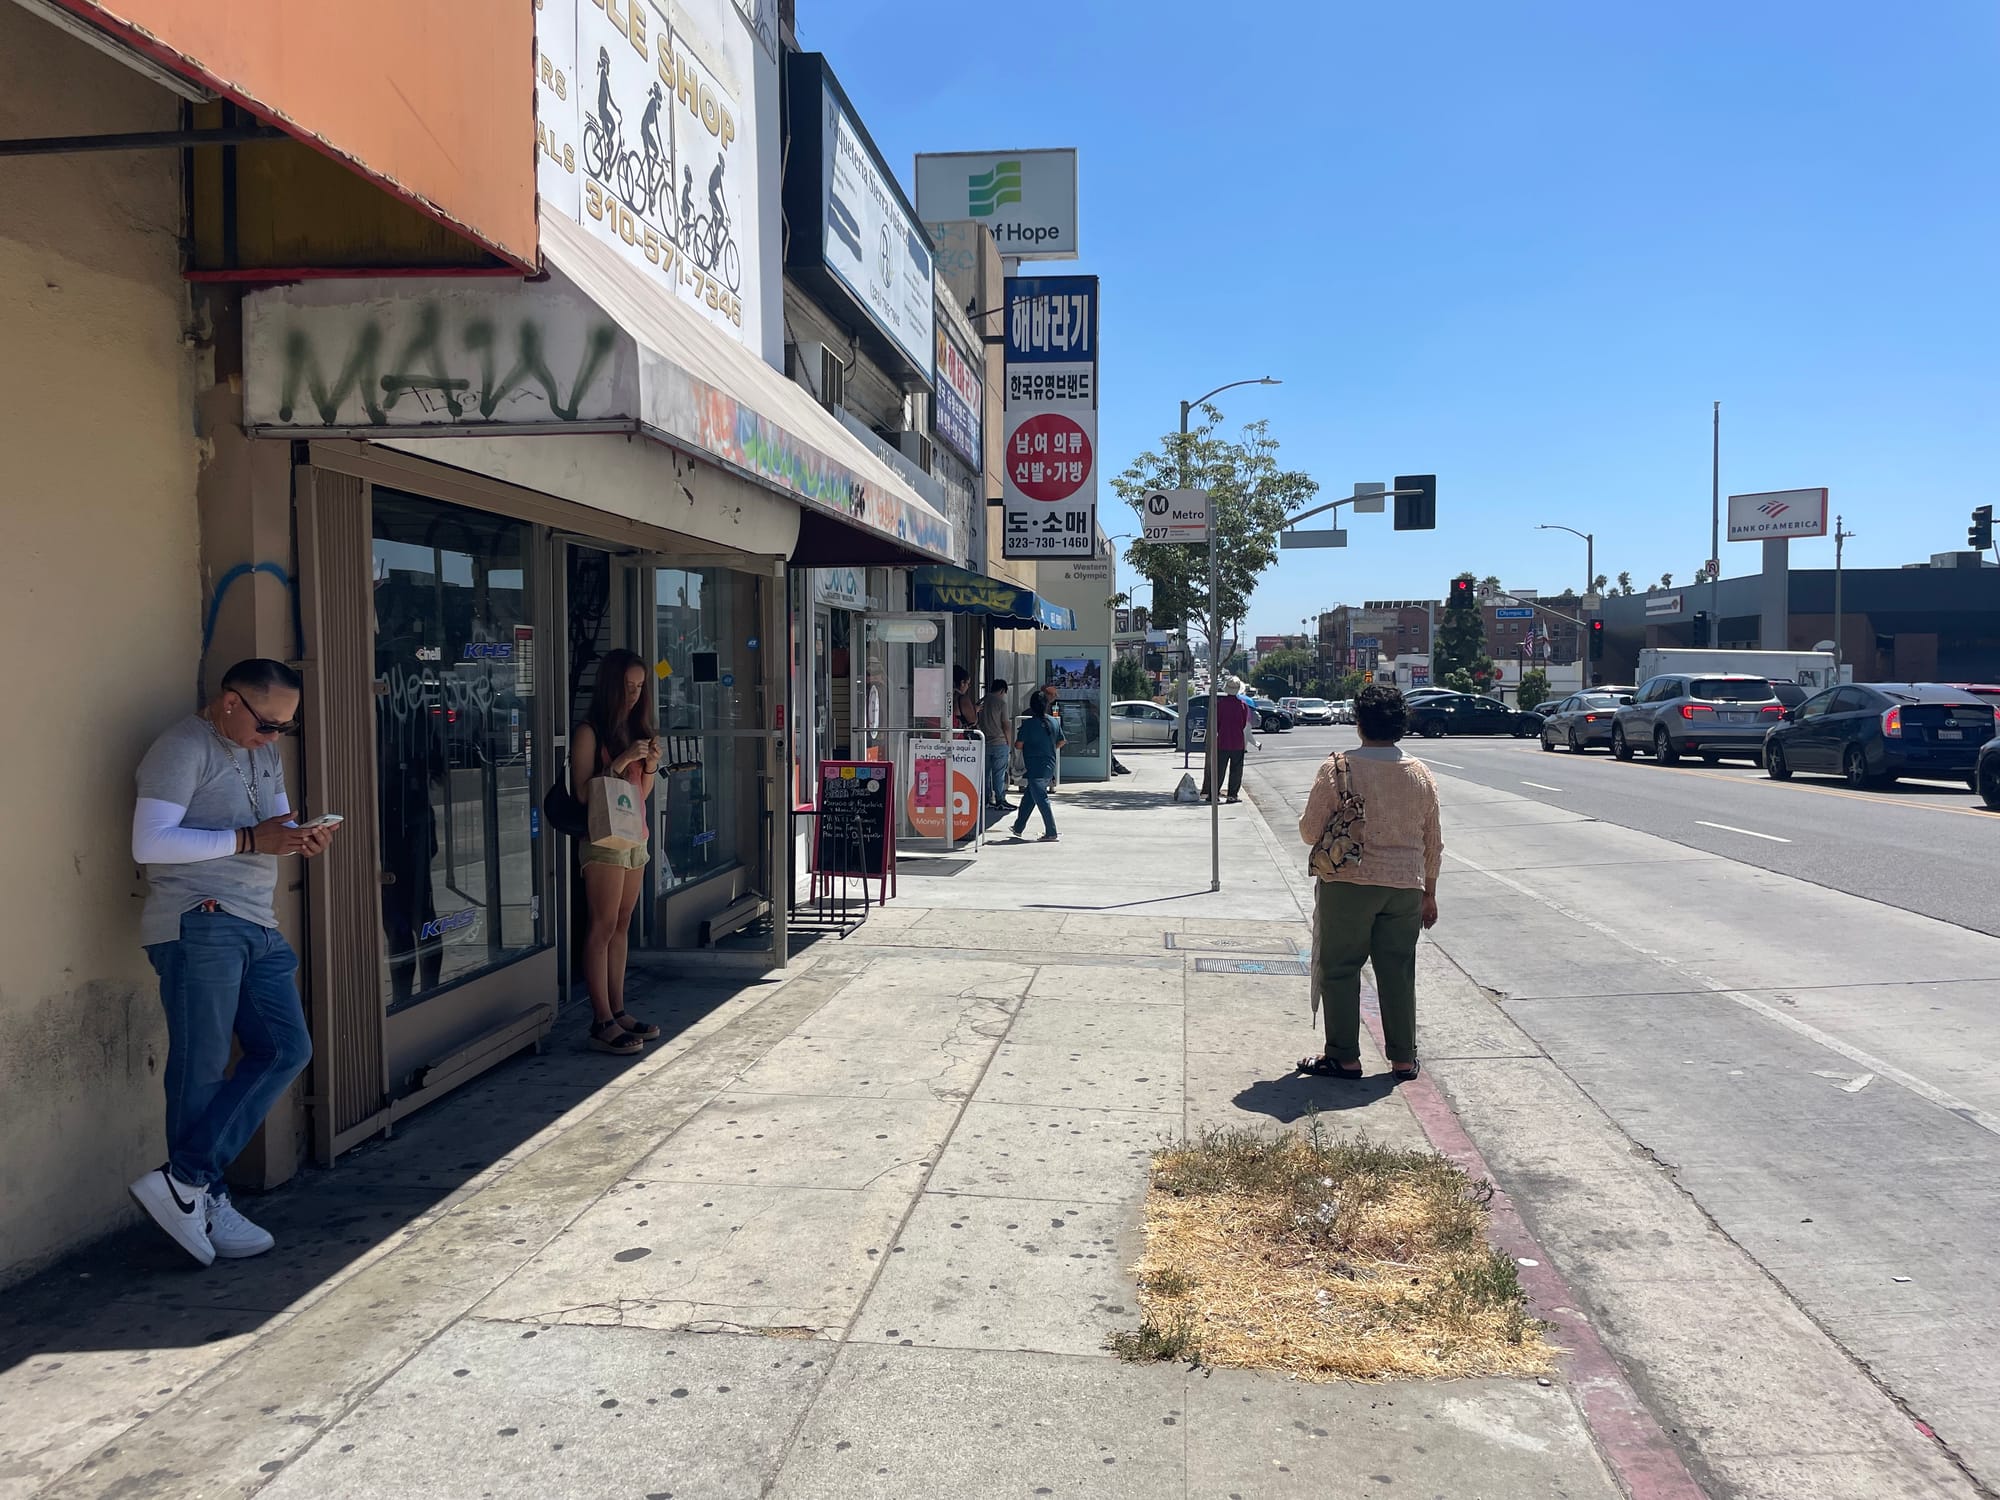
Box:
[1449,576,1475,605]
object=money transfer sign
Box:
[1001,275,1098,559]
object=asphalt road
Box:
[1246,722,2000,936]
[1245,724,2000,1494]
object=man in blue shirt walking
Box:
[1010,689,1065,842]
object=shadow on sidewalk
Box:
[1233,1071,1399,1123]
[0,971,757,1366]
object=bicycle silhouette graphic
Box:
[582,113,674,231]
[685,201,741,293]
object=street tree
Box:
[1591,573,1609,595]
[1433,571,1496,690]
[1111,653,1150,701]
[1253,647,1316,698]
[1113,409,1319,654]
[1660,571,1674,588]
[1516,668,1552,712]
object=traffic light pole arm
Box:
[1487,591,1591,631]
[1278,488,1426,532]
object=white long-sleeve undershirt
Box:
[132,792,292,865]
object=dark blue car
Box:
[1763,683,2000,789]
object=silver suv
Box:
[1612,673,1784,765]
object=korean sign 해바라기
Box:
[534,0,753,341]
[1002,275,1098,559]
[933,322,981,468]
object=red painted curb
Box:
[1360,990,1708,1500]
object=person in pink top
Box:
[1295,682,1442,1081]
[1200,676,1254,802]
[570,648,664,1056]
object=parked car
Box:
[1287,697,1334,725]
[1410,693,1541,738]
[1331,699,1355,724]
[1250,696,1295,733]
[1612,674,1783,764]
[1540,689,1635,752]
[1108,699,1179,746]
[1978,733,2000,810]
[1763,683,2000,789]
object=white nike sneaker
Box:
[129,1166,216,1267]
[206,1191,276,1259]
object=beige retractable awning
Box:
[537,210,954,567]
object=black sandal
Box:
[1298,1054,1365,1080]
[1391,1061,1421,1082]
[590,1019,644,1055]
[612,1010,660,1040]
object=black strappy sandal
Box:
[612,1010,660,1040]
[590,1018,644,1055]
[1297,1054,1365,1080]
[1391,1061,1421,1083]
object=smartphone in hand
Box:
[295,814,344,829]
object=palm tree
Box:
[1591,573,1609,595]
[1615,571,1634,596]
[1659,572,1674,589]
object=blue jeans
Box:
[986,740,1011,805]
[1012,776,1056,837]
[145,910,313,1191]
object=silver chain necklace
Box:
[205,715,261,820]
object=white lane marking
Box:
[1521,781,1564,793]
[1444,846,2000,1140]
[1695,820,1792,844]
[1414,756,1466,769]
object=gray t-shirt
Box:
[136,716,287,946]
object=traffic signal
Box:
[1589,618,1605,660]
[1691,610,1710,646]
[1394,474,1436,531]
[1972,505,1995,551]
[1362,671,1374,684]
[1448,575,1475,607]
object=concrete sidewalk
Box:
[0,751,1620,1500]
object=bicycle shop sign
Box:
[534,0,755,341]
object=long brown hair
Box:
[586,648,656,760]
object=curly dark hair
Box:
[1354,682,1410,742]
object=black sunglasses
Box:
[232,691,301,736]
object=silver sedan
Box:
[1109,700,1180,745]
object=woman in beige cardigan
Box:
[1296,682,1442,1081]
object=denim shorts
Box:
[580,841,650,869]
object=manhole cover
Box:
[1194,958,1309,976]
[897,859,974,877]
[1166,933,1299,955]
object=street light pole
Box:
[1832,514,1856,680]
[1536,523,1594,601]
[1709,401,1722,648]
[1172,376,1280,894]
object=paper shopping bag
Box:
[587,776,647,851]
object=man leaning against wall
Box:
[127,659,335,1266]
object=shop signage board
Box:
[1646,592,1685,617]
[782,54,934,385]
[934,323,982,467]
[907,737,982,841]
[1727,488,1829,542]
[1001,275,1099,559]
[534,0,754,341]
[914,149,1079,260]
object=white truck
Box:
[1634,648,1840,691]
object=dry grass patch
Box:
[1112,1118,1556,1380]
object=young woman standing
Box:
[571,649,664,1056]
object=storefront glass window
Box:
[655,566,764,892]
[373,490,543,1009]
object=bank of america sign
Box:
[915,148,1079,260]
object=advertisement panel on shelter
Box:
[1001,275,1099,559]
[534,0,753,339]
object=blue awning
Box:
[912,566,1075,630]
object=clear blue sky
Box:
[799,1,2000,638]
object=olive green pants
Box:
[1314,880,1423,1065]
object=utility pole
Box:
[1832,514,1856,681]
[1709,401,1721,648]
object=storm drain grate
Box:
[896,859,975,877]
[1194,958,1309,976]
[1165,933,1300,955]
